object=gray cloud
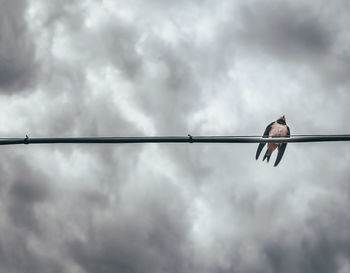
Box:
[236,0,350,88]
[0,152,64,273]
[0,0,38,93]
[237,2,333,60]
[262,193,350,273]
[67,180,194,273]
[0,0,349,272]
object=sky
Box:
[0,0,350,272]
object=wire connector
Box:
[24,135,29,144]
[188,134,193,143]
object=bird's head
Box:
[277,115,286,124]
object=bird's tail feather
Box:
[263,151,271,163]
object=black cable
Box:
[0,135,350,146]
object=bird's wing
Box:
[256,122,274,160]
[274,126,290,167]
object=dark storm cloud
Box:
[0,0,37,93]
[263,191,350,273]
[0,232,64,273]
[237,2,333,60]
[0,0,350,272]
[67,180,194,273]
[236,0,350,87]
[0,155,51,231]
[7,158,52,233]
[0,151,65,273]
[187,150,350,273]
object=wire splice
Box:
[24,135,29,144]
[188,134,193,143]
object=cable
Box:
[0,134,350,146]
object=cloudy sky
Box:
[1,0,350,272]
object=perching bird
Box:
[256,115,290,167]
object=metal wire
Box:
[0,135,350,146]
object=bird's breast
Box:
[269,123,288,137]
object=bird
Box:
[255,115,290,167]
